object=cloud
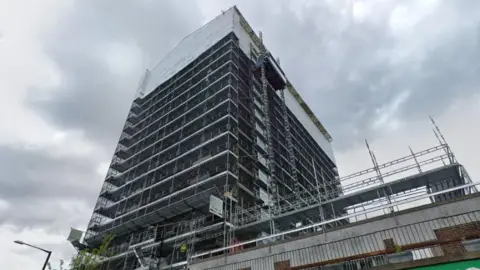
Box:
[1,224,77,270]
[0,146,98,199]
[336,94,480,183]
[226,0,480,149]
[1,0,479,269]
[27,0,206,148]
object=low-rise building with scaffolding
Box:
[68,6,479,270]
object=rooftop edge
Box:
[232,6,333,142]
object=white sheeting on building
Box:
[282,90,336,164]
[138,8,231,98]
[136,6,335,164]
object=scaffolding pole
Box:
[429,117,477,193]
[430,116,455,164]
[280,88,300,196]
[312,157,326,230]
[254,36,278,236]
[365,139,394,214]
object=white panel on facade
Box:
[231,10,261,56]
[259,188,269,206]
[256,137,267,152]
[138,6,263,98]
[136,5,335,165]
[139,8,237,98]
[258,168,269,186]
[257,153,267,167]
[282,90,336,164]
[209,195,224,218]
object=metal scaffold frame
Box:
[256,41,279,237]
[75,9,479,268]
[245,32,329,240]
[188,118,478,264]
[93,184,231,270]
[191,181,479,262]
[280,89,299,196]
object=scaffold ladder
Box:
[280,88,299,195]
[258,52,278,236]
[186,218,198,262]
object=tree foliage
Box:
[48,234,115,270]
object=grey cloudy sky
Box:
[0,0,479,268]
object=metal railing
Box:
[298,245,441,270]
[198,207,480,269]
[192,182,478,261]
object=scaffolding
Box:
[255,33,279,237]
[73,8,477,270]
[183,112,477,264]
[78,31,336,269]
[190,205,480,270]
[190,141,478,263]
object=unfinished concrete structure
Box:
[68,6,478,270]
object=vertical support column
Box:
[259,55,278,236]
[136,192,144,219]
[280,88,299,195]
[460,166,478,193]
[229,41,240,247]
[104,256,112,270]
[374,189,385,216]
[174,114,185,194]
[120,183,131,218]
[430,116,456,164]
[168,225,182,267]
[312,157,325,229]
[320,166,331,227]
[365,139,394,214]
[353,206,357,222]
[176,114,186,156]
[409,146,423,173]
[330,202,336,221]
[223,101,232,250]
[248,46,260,200]
[410,146,434,203]
[430,116,476,194]
[432,128,447,166]
[122,253,130,270]
[186,216,197,264]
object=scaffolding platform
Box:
[234,164,466,234]
[85,184,225,246]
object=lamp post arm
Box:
[14,240,52,270]
[22,242,51,254]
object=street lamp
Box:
[14,240,52,270]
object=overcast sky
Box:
[0,0,479,268]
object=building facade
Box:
[79,6,342,270]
